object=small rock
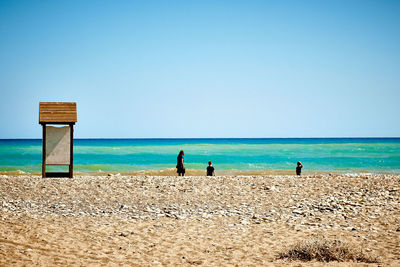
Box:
[293,210,303,215]
[240,219,250,225]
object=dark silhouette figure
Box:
[177,150,185,176]
[206,161,215,176]
[296,161,303,175]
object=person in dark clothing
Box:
[206,161,215,176]
[176,150,185,176]
[296,161,303,175]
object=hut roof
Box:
[39,102,77,123]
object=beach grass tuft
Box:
[278,238,379,263]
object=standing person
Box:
[206,161,215,176]
[177,150,185,176]
[296,161,303,176]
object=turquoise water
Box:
[0,138,399,173]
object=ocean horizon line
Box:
[1,137,400,141]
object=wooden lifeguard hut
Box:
[39,102,77,178]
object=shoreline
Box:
[1,168,399,177]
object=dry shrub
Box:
[278,238,379,263]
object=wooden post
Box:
[42,124,46,178]
[69,124,74,178]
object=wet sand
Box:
[1,168,385,177]
[1,174,399,266]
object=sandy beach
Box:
[1,174,399,266]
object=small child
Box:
[296,161,303,175]
[206,161,215,176]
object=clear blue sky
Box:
[0,0,399,138]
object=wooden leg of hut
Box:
[42,124,46,178]
[69,124,74,178]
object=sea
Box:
[0,138,399,174]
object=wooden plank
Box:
[40,108,76,112]
[40,102,75,104]
[39,103,76,110]
[40,115,77,119]
[40,103,76,106]
[40,119,77,123]
[40,105,76,109]
[40,122,76,125]
[41,118,75,121]
[40,103,76,107]
[40,109,76,113]
[45,172,70,178]
[40,119,77,122]
[40,113,76,116]
[40,112,77,116]
[40,103,75,106]
[40,120,76,123]
[40,115,76,120]
[41,121,75,123]
[40,108,75,111]
[40,111,76,114]
[40,105,75,107]
[40,116,77,119]
[40,107,75,110]
[40,118,77,123]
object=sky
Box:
[0,0,399,138]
